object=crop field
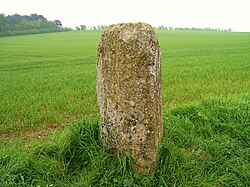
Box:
[0,30,250,186]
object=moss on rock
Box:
[97,23,163,173]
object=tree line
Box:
[0,13,72,37]
[1,13,232,37]
[75,25,107,31]
[75,24,232,32]
[156,25,232,32]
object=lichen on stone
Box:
[97,22,163,174]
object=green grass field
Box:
[0,30,250,186]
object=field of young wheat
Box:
[0,30,249,186]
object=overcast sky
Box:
[1,0,249,32]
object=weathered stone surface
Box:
[97,22,163,173]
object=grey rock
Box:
[97,22,163,173]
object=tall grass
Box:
[1,96,249,186]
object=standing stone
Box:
[97,23,163,173]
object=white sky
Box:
[1,0,249,32]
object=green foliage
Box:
[0,31,249,135]
[0,14,72,37]
[0,96,249,186]
[80,25,86,30]
[156,25,232,32]
[0,142,43,186]
[0,31,99,134]
[161,95,250,186]
[0,30,250,186]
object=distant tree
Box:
[30,14,47,21]
[80,25,86,30]
[157,25,163,30]
[0,14,9,32]
[76,26,80,30]
[97,25,107,30]
[55,20,62,27]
